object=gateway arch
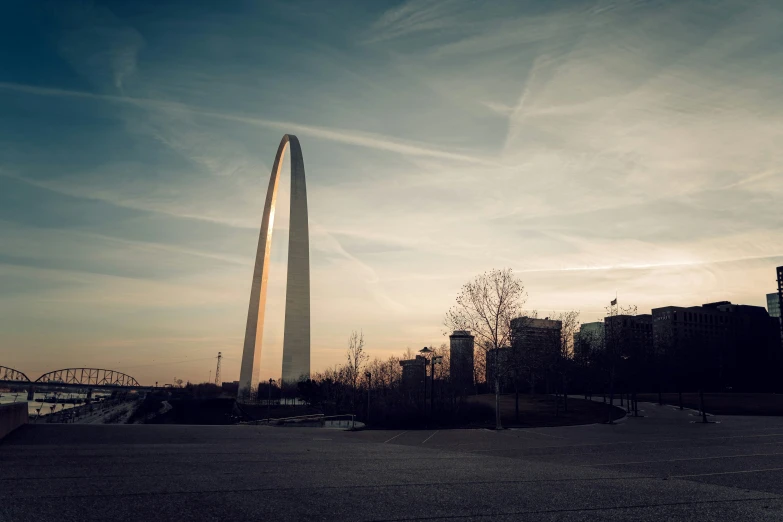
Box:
[238,134,310,398]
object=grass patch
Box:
[637,392,783,416]
[466,394,624,428]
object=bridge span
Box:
[0,366,152,399]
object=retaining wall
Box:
[0,402,28,440]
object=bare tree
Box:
[507,313,538,421]
[510,313,548,395]
[473,348,486,396]
[346,330,369,410]
[575,327,603,400]
[653,316,679,408]
[603,303,637,423]
[434,343,451,379]
[553,311,580,413]
[428,343,450,412]
[445,268,527,430]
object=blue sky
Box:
[1,0,781,385]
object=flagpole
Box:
[607,292,618,423]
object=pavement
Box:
[2,401,783,521]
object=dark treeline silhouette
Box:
[256,311,781,428]
[293,340,495,429]
[246,270,782,428]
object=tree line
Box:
[249,268,780,428]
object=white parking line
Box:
[590,451,783,467]
[672,467,783,478]
[421,431,439,444]
[514,429,566,439]
[383,431,408,443]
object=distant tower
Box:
[215,352,222,386]
[449,331,475,395]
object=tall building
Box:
[485,347,511,389]
[767,292,781,343]
[399,357,426,396]
[239,135,311,399]
[652,301,781,391]
[511,317,563,352]
[776,266,783,339]
[602,314,653,389]
[604,314,653,356]
[505,317,563,391]
[580,321,604,338]
[576,322,605,356]
[449,330,474,393]
[767,293,781,319]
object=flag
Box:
[610,298,617,306]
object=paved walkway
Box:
[2,402,783,521]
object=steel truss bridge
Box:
[0,366,149,392]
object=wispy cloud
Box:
[310,222,408,314]
[0,81,497,166]
[0,169,258,229]
[2,0,781,383]
[364,0,467,43]
[55,0,145,91]
[516,254,783,275]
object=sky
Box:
[1,0,781,386]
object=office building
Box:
[449,330,474,393]
[768,291,781,343]
[575,322,605,356]
[776,266,783,339]
[652,301,781,391]
[221,381,240,395]
[511,317,563,352]
[604,314,653,356]
[767,293,781,319]
[502,317,563,391]
[485,347,511,389]
[399,356,426,395]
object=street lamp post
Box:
[419,347,443,420]
[419,347,433,416]
[267,378,275,420]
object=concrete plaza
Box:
[2,403,783,521]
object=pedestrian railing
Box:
[244,413,365,429]
[245,414,324,426]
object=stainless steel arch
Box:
[0,366,30,382]
[238,134,310,398]
[34,368,140,387]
